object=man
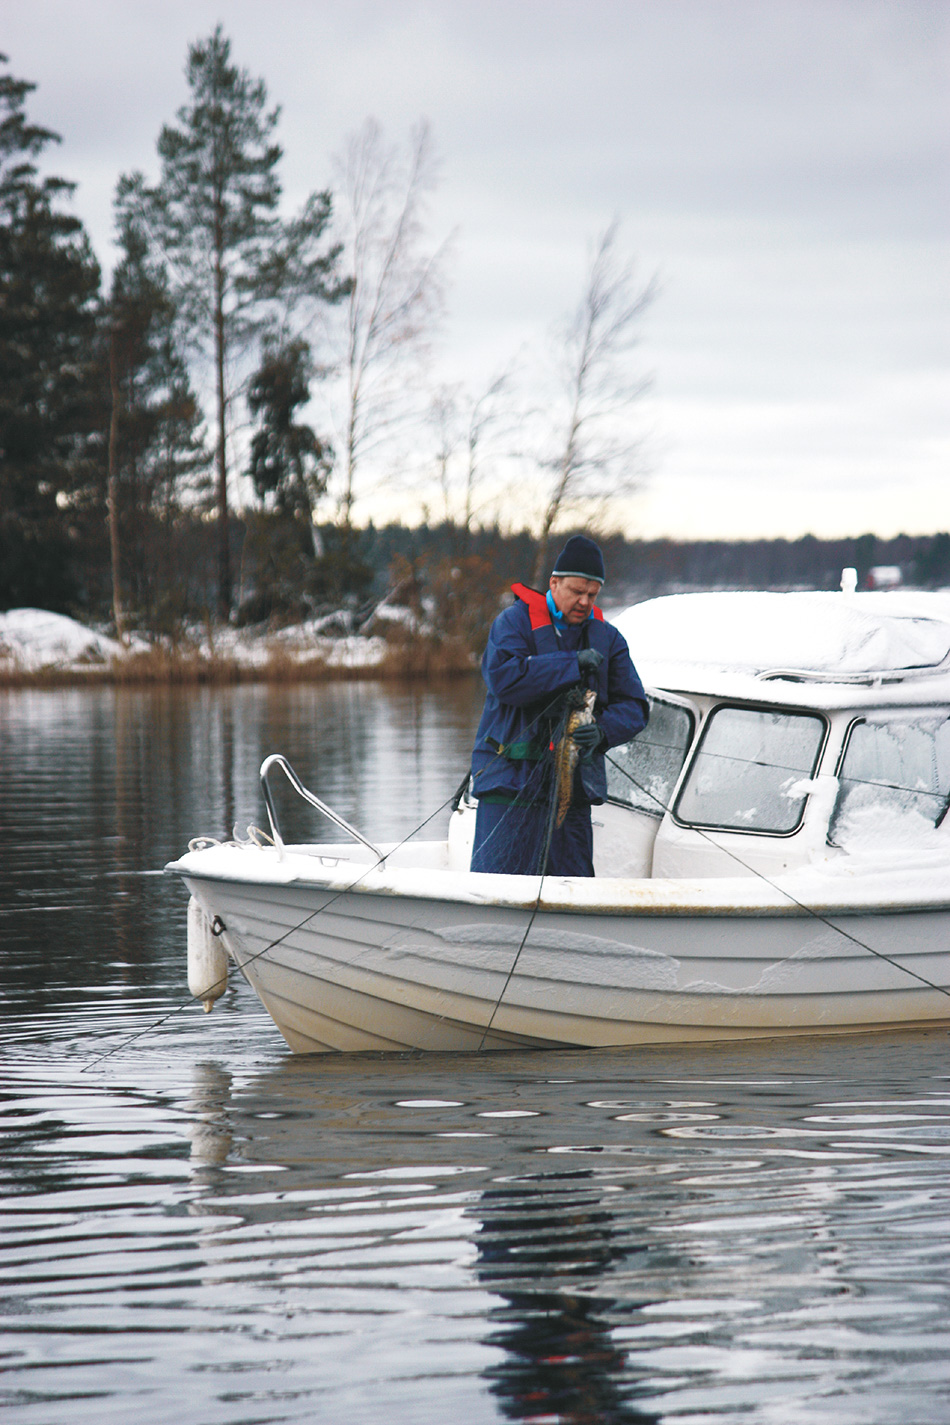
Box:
[470,535,649,876]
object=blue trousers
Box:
[470,800,595,877]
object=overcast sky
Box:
[3,0,948,540]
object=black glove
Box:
[576,647,604,675]
[571,722,606,761]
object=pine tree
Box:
[247,339,331,520]
[0,56,101,611]
[106,204,209,630]
[123,26,348,620]
[240,339,335,619]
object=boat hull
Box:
[180,870,950,1053]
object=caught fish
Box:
[553,688,597,828]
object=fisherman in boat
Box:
[470,535,649,877]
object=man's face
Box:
[549,575,601,624]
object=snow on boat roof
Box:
[614,591,950,708]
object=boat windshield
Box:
[606,697,694,817]
[675,705,825,834]
[829,713,950,848]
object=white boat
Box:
[167,580,950,1053]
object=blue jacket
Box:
[471,584,649,804]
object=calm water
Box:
[1,682,949,1424]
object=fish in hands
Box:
[554,688,599,828]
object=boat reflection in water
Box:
[173,1034,950,1423]
[183,1061,234,1169]
[475,1174,660,1424]
[180,1054,664,1418]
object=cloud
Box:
[3,0,947,537]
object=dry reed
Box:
[0,633,479,688]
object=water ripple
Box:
[3,684,950,1422]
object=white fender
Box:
[187,896,228,1012]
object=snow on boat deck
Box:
[168,840,950,916]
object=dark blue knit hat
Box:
[551,535,605,584]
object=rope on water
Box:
[82,692,571,1072]
[84,688,950,1073]
[80,781,471,1073]
[476,701,573,1050]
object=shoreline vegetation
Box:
[0,654,482,690]
[0,607,481,689]
[4,528,950,690]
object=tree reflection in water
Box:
[474,1171,660,1424]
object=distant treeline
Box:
[11,515,950,633]
[362,524,950,603]
[598,531,950,598]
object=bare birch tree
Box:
[428,367,515,540]
[531,223,657,586]
[428,383,461,525]
[329,119,447,530]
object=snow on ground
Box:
[0,607,390,676]
[317,635,388,668]
[0,608,123,672]
[211,619,389,669]
[8,590,950,681]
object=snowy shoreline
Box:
[0,608,473,684]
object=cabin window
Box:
[829,714,950,847]
[674,705,825,834]
[606,697,694,818]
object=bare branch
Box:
[532,222,657,584]
[324,118,448,526]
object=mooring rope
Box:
[477,709,950,1043]
[603,749,950,1006]
[84,690,950,1071]
[476,699,575,1050]
[80,781,470,1073]
[81,691,572,1072]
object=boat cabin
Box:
[450,588,950,880]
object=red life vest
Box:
[510,583,604,630]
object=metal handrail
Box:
[259,754,384,861]
[756,666,930,686]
